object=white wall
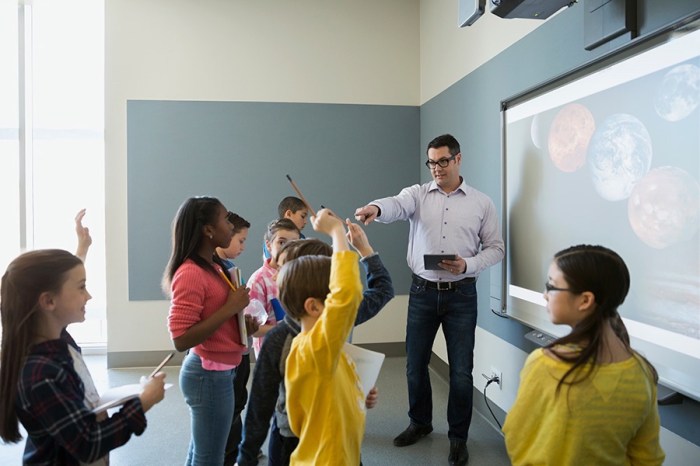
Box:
[105,0,419,354]
[419,0,542,104]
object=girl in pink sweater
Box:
[163,196,256,465]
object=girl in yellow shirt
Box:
[503,245,664,466]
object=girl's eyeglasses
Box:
[544,283,575,294]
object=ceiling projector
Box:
[490,0,572,19]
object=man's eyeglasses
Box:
[544,283,575,294]
[425,154,457,169]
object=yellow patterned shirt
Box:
[503,348,664,466]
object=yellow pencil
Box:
[218,269,237,291]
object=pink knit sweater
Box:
[168,259,245,366]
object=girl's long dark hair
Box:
[0,249,82,443]
[545,245,658,394]
[162,196,231,296]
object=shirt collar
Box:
[428,176,467,195]
[284,314,302,334]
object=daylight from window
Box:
[1,0,106,346]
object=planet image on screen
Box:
[530,113,549,149]
[654,63,700,122]
[628,166,700,249]
[588,113,652,201]
[547,103,595,172]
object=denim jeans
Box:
[180,352,236,466]
[267,417,299,466]
[405,277,477,441]
[223,353,250,466]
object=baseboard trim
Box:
[355,341,406,357]
[107,350,185,369]
[106,345,506,434]
[428,351,506,434]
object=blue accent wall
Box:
[127,100,418,300]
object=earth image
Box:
[654,63,700,122]
[588,113,653,201]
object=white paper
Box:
[237,311,248,348]
[343,343,385,399]
[92,383,173,414]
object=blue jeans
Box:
[224,353,250,466]
[180,352,236,466]
[405,277,477,441]
[267,417,299,466]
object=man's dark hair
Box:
[426,134,460,157]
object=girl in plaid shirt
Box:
[0,249,166,465]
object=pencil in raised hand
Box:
[285,174,317,217]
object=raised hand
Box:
[311,208,344,236]
[345,219,374,257]
[74,208,92,262]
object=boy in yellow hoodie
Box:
[279,209,365,466]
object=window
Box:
[1,0,106,347]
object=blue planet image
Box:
[654,63,700,122]
[588,113,652,201]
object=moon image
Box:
[531,113,546,149]
[588,113,652,201]
[654,63,700,122]
[628,166,700,249]
[547,103,596,172]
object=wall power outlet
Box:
[490,366,502,390]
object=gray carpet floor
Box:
[0,355,510,465]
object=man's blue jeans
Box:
[180,352,236,466]
[405,277,478,441]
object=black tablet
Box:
[423,254,457,270]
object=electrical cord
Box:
[490,308,509,319]
[483,376,502,429]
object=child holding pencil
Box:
[237,221,395,466]
[163,196,257,465]
[280,209,366,465]
[0,249,166,464]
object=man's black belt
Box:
[412,273,476,291]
